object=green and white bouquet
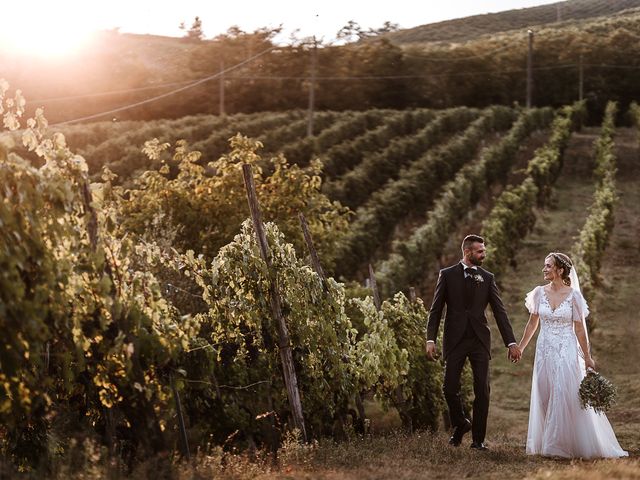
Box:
[579,369,617,414]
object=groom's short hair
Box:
[462,234,485,252]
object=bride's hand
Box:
[585,357,596,371]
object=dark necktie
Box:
[463,268,476,338]
[463,268,475,308]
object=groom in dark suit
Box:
[426,234,521,450]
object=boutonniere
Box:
[472,273,484,284]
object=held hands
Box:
[508,344,522,363]
[426,341,439,361]
[585,356,596,371]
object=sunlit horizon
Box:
[0,6,96,58]
[1,0,560,58]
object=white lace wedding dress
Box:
[524,286,628,458]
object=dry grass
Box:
[524,459,640,480]
[176,430,636,480]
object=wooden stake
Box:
[299,212,326,286]
[368,264,381,311]
[81,179,98,251]
[242,163,307,441]
[170,374,190,460]
[409,287,417,304]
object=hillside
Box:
[384,0,640,44]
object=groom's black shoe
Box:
[470,442,488,451]
[448,419,471,446]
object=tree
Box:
[180,16,204,42]
[337,20,400,44]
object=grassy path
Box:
[585,127,640,455]
[490,127,604,443]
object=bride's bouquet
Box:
[579,369,617,414]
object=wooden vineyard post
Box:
[298,213,326,286]
[299,212,366,435]
[242,163,308,442]
[368,264,382,311]
[170,374,191,460]
[81,179,99,251]
[409,287,417,304]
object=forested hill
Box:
[384,0,640,44]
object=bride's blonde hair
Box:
[547,252,573,286]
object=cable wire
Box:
[51,45,277,126]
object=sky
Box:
[1,0,560,56]
[92,0,561,40]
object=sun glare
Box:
[0,5,94,58]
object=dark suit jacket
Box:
[426,263,516,359]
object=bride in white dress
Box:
[517,252,627,458]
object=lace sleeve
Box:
[572,289,590,322]
[524,286,541,315]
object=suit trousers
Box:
[443,335,490,444]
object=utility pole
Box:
[219,58,226,117]
[526,29,534,108]
[307,36,318,137]
[556,4,562,22]
[578,54,584,102]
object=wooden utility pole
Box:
[242,164,307,441]
[219,58,226,117]
[526,29,534,108]
[307,36,318,137]
[579,54,584,102]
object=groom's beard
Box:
[469,257,484,266]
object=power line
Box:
[51,45,277,126]
[26,57,640,108]
[583,63,640,69]
[36,59,640,126]
[28,80,195,104]
[207,64,579,80]
[36,64,584,105]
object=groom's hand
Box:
[508,344,521,363]
[426,341,439,361]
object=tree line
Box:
[4,12,640,124]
